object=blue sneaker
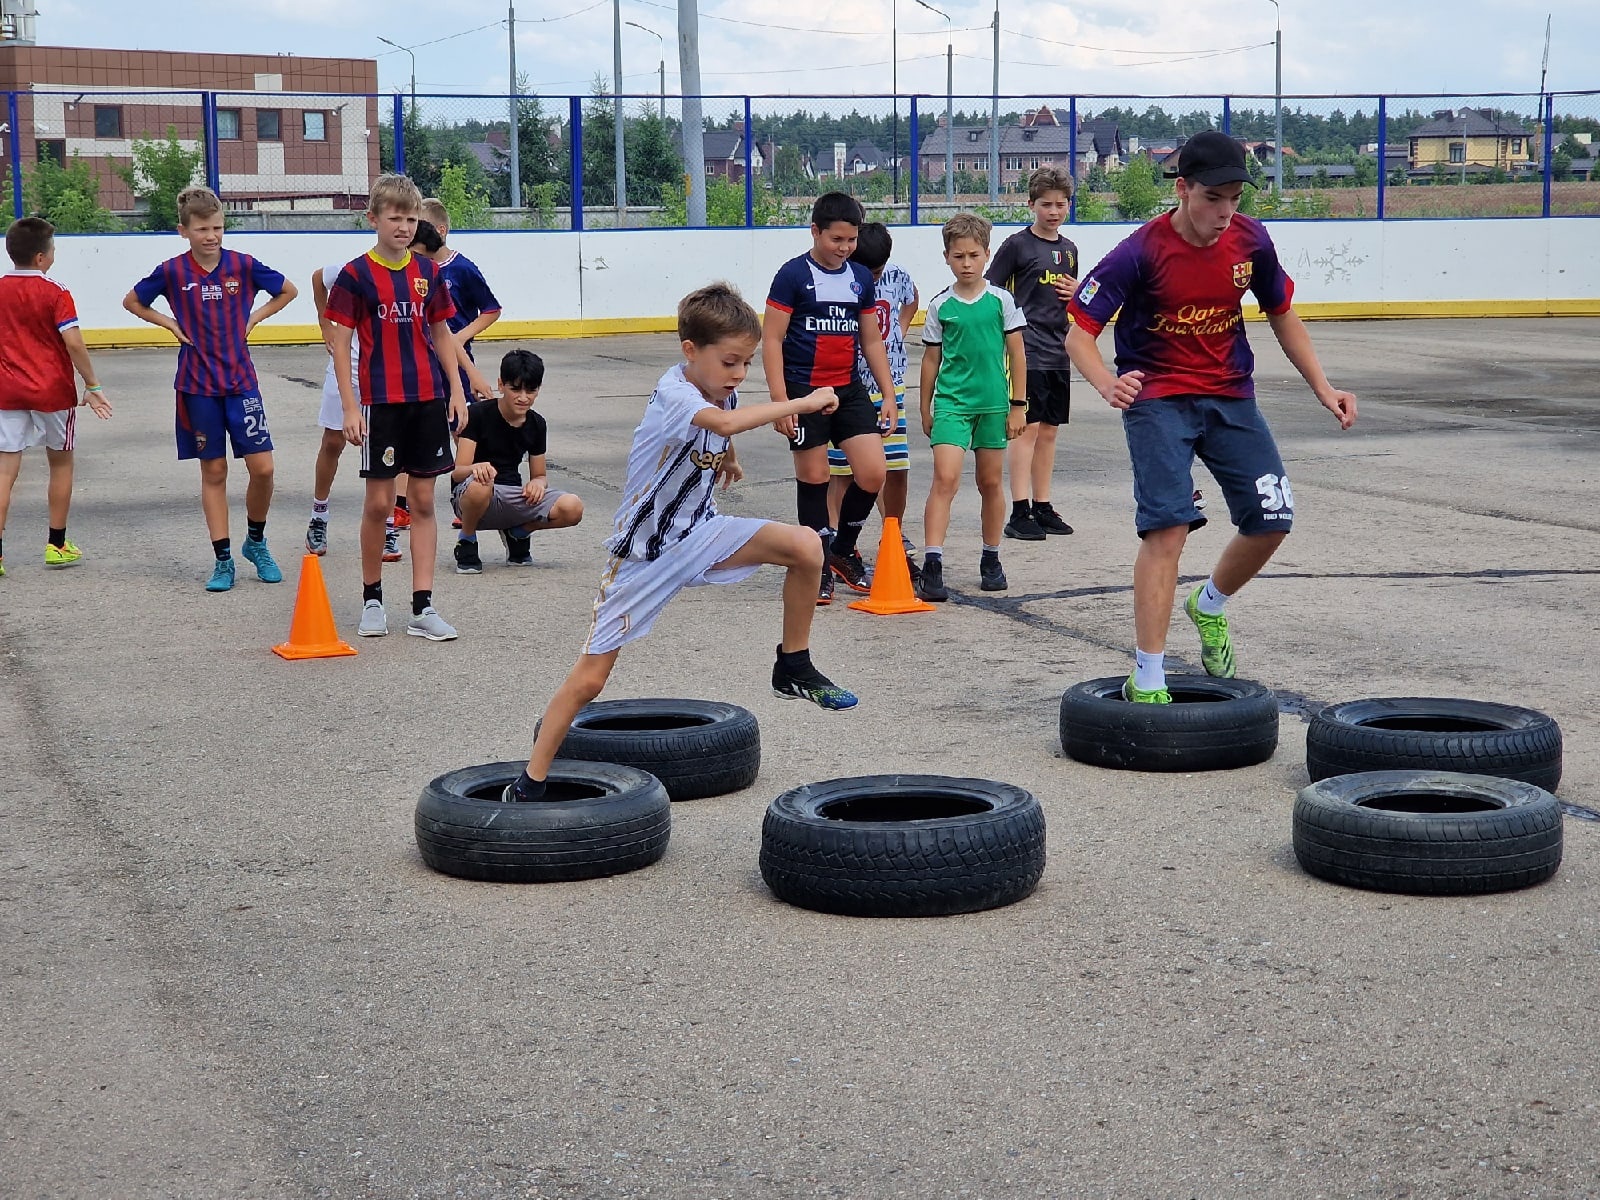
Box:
[241,536,283,583]
[771,654,858,710]
[205,558,236,592]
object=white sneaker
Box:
[357,599,388,637]
[406,606,459,641]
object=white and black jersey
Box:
[605,364,734,562]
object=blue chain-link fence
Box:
[3,89,1597,231]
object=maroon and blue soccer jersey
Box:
[1067,213,1294,401]
[323,250,457,405]
[766,254,878,389]
[131,249,287,395]
[435,250,500,358]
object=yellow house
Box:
[1408,108,1535,171]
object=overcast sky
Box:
[33,0,1600,105]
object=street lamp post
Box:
[612,0,626,222]
[625,21,666,119]
[988,0,1000,204]
[508,5,521,209]
[1266,0,1283,193]
[377,36,416,122]
[912,0,952,204]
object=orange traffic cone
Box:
[848,517,936,616]
[272,554,358,660]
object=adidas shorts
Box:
[584,515,769,656]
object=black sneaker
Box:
[1004,511,1046,541]
[817,567,834,606]
[1031,502,1074,535]
[828,548,872,593]
[453,539,483,574]
[980,553,1008,591]
[504,533,533,565]
[772,652,858,710]
[905,552,923,589]
[918,555,949,602]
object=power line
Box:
[956,43,1271,71]
[632,0,983,38]
[1002,26,1270,56]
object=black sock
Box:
[796,479,830,533]
[982,547,1001,562]
[0,536,5,558]
[48,527,65,548]
[776,644,812,671]
[412,589,431,616]
[363,581,382,604]
[394,495,409,513]
[212,538,231,561]
[247,518,265,542]
[1012,500,1031,520]
[509,770,547,802]
[831,482,879,556]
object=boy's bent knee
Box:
[550,495,584,526]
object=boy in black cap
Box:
[1065,130,1357,704]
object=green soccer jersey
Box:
[922,283,1027,413]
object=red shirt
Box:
[0,271,80,412]
[324,250,456,405]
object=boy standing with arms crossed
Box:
[917,213,1028,601]
[123,186,297,591]
[987,166,1079,541]
[764,192,899,604]
[502,283,855,805]
[1066,131,1356,703]
[0,217,113,576]
[324,175,468,641]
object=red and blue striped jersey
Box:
[1068,213,1294,401]
[132,249,287,396]
[324,250,457,405]
[766,254,878,389]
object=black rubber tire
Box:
[1058,675,1279,772]
[1292,770,1563,895]
[539,698,760,802]
[1306,697,1562,792]
[414,760,670,883]
[759,775,1046,918]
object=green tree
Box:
[492,77,569,209]
[773,145,806,196]
[581,76,618,207]
[655,176,781,227]
[118,126,205,231]
[626,108,682,207]
[1113,156,1163,220]
[1551,149,1572,182]
[1072,188,1111,222]
[26,155,120,232]
[435,161,494,229]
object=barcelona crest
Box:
[413,276,429,298]
[1232,261,1253,289]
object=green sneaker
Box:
[1185,586,1236,678]
[1122,673,1171,704]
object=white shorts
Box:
[0,408,76,453]
[318,357,358,430]
[584,515,769,655]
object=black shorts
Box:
[1024,369,1071,426]
[360,400,453,479]
[785,380,881,451]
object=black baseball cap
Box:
[1173,131,1252,186]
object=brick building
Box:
[0,43,379,211]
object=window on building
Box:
[1030,157,1040,169]
[1449,142,1465,164]
[303,111,327,142]
[966,129,980,142]
[93,106,122,138]
[258,110,281,141]
[35,139,65,166]
[216,109,241,140]
[1511,137,1523,155]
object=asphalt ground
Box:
[3,318,1599,1200]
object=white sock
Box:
[1197,578,1230,616]
[982,543,1000,554]
[924,546,943,559]
[1134,648,1166,692]
[312,497,329,518]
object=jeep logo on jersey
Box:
[1232,261,1253,289]
[413,277,430,298]
[224,278,240,295]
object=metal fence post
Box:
[909,98,919,226]
[1542,92,1554,219]
[743,95,754,229]
[393,94,406,176]
[1222,95,1231,136]
[569,96,584,232]
[7,92,22,219]
[1376,95,1386,220]
[1067,96,1077,224]
[203,93,221,195]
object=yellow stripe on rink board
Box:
[79,298,1600,350]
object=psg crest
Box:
[1232,261,1253,289]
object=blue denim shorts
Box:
[1121,394,1293,537]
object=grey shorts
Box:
[451,480,570,530]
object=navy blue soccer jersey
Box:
[132,249,287,395]
[324,250,457,405]
[435,250,501,356]
[766,254,877,389]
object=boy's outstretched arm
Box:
[245,278,299,337]
[121,291,192,345]
[693,390,837,440]
[59,327,111,418]
[1266,310,1357,429]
